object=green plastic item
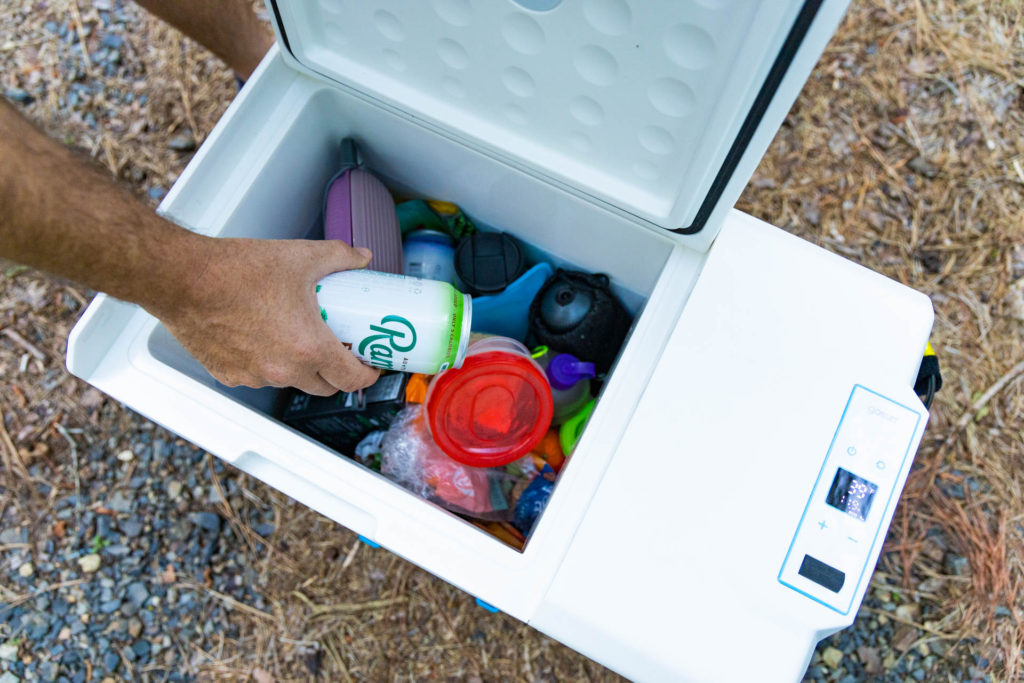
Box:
[559,398,595,455]
[396,199,445,236]
[395,199,478,239]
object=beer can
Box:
[315,270,472,374]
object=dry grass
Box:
[1,0,1023,680]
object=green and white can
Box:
[315,270,472,374]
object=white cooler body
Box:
[67,2,933,681]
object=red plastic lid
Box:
[426,350,554,467]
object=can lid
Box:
[426,349,553,468]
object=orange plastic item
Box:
[405,373,430,404]
[531,429,565,473]
[473,521,526,550]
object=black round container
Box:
[454,232,527,296]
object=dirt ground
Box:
[1,0,1023,681]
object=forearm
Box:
[0,101,378,395]
[0,100,207,319]
[134,0,272,79]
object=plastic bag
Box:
[381,407,535,521]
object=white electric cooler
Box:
[66,1,933,680]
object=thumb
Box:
[312,241,373,279]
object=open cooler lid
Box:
[268,0,842,239]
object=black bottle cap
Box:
[539,281,593,332]
[454,232,526,296]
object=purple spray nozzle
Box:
[546,353,596,390]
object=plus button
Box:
[818,520,828,530]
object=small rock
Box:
[103,651,120,673]
[189,512,221,533]
[101,34,123,50]
[908,155,939,179]
[119,519,144,538]
[128,618,143,639]
[0,640,18,660]
[78,554,101,573]
[207,486,225,504]
[821,646,843,669]
[858,646,881,674]
[0,673,18,683]
[253,523,275,538]
[58,626,71,640]
[132,639,151,658]
[252,668,274,683]
[18,561,34,578]
[100,599,122,613]
[0,527,25,544]
[116,449,134,462]
[126,582,149,607]
[892,624,919,652]
[168,134,196,152]
[93,0,112,9]
[1005,278,1024,322]
[107,491,133,513]
[38,661,59,681]
[895,603,920,621]
[96,514,115,540]
[3,88,34,105]
[167,481,183,499]
[944,553,970,576]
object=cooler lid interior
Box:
[267,0,826,235]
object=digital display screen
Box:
[825,468,878,521]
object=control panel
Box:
[779,385,921,614]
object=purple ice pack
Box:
[323,139,403,274]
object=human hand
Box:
[153,237,380,395]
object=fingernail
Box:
[356,247,373,261]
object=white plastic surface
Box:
[529,211,932,682]
[270,0,851,239]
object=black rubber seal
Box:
[673,0,825,234]
[268,1,292,56]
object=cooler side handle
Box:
[66,295,138,381]
[233,450,378,542]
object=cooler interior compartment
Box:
[67,48,706,616]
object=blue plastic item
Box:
[513,465,556,534]
[470,262,553,342]
[475,597,500,613]
[357,534,380,548]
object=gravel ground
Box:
[2,0,1021,681]
[1,429,275,680]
